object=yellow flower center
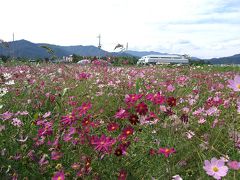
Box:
[100,141,105,145]
[165,149,170,153]
[237,84,240,89]
[126,130,131,135]
[212,166,219,172]
[57,177,62,180]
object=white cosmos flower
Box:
[5,80,15,85]
[3,73,12,80]
[0,87,8,97]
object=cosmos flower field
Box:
[0,62,240,179]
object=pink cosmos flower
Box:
[115,108,129,119]
[11,118,23,127]
[118,169,127,180]
[176,76,189,86]
[114,141,130,156]
[167,97,177,107]
[75,72,91,80]
[193,107,204,116]
[43,111,51,118]
[91,134,116,153]
[39,154,49,166]
[63,127,76,142]
[237,100,240,114]
[172,175,183,180]
[135,102,148,115]
[186,130,195,139]
[128,114,139,125]
[158,147,176,157]
[107,122,119,132]
[0,111,13,120]
[198,117,206,124]
[228,75,240,91]
[51,151,62,160]
[0,125,5,132]
[124,94,143,104]
[167,84,175,92]
[77,102,92,115]
[61,113,76,126]
[227,160,240,170]
[52,170,65,180]
[81,116,92,126]
[146,92,165,105]
[203,157,228,179]
[122,126,134,137]
[71,163,80,170]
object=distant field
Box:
[0,62,239,179]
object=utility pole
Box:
[97,34,101,59]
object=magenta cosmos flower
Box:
[135,102,148,115]
[124,94,143,104]
[77,102,92,115]
[158,147,176,157]
[52,170,65,180]
[203,158,228,180]
[146,92,165,105]
[91,134,116,153]
[107,122,119,132]
[228,75,240,91]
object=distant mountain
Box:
[0,40,138,58]
[38,43,112,57]
[208,54,240,64]
[0,40,49,58]
[0,39,122,58]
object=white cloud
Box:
[0,0,240,58]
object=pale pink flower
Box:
[0,125,5,132]
[198,117,206,124]
[186,130,195,139]
[159,105,167,112]
[0,111,13,120]
[11,118,23,127]
[43,111,51,118]
[182,107,190,113]
[172,175,182,180]
[167,84,175,92]
[115,108,129,119]
[193,107,204,116]
[220,155,229,162]
[206,107,219,116]
[203,157,228,179]
[237,100,240,114]
[228,75,240,91]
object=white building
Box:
[137,54,189,65]
[63,55,73,62]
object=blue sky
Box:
[1,0,240,58]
